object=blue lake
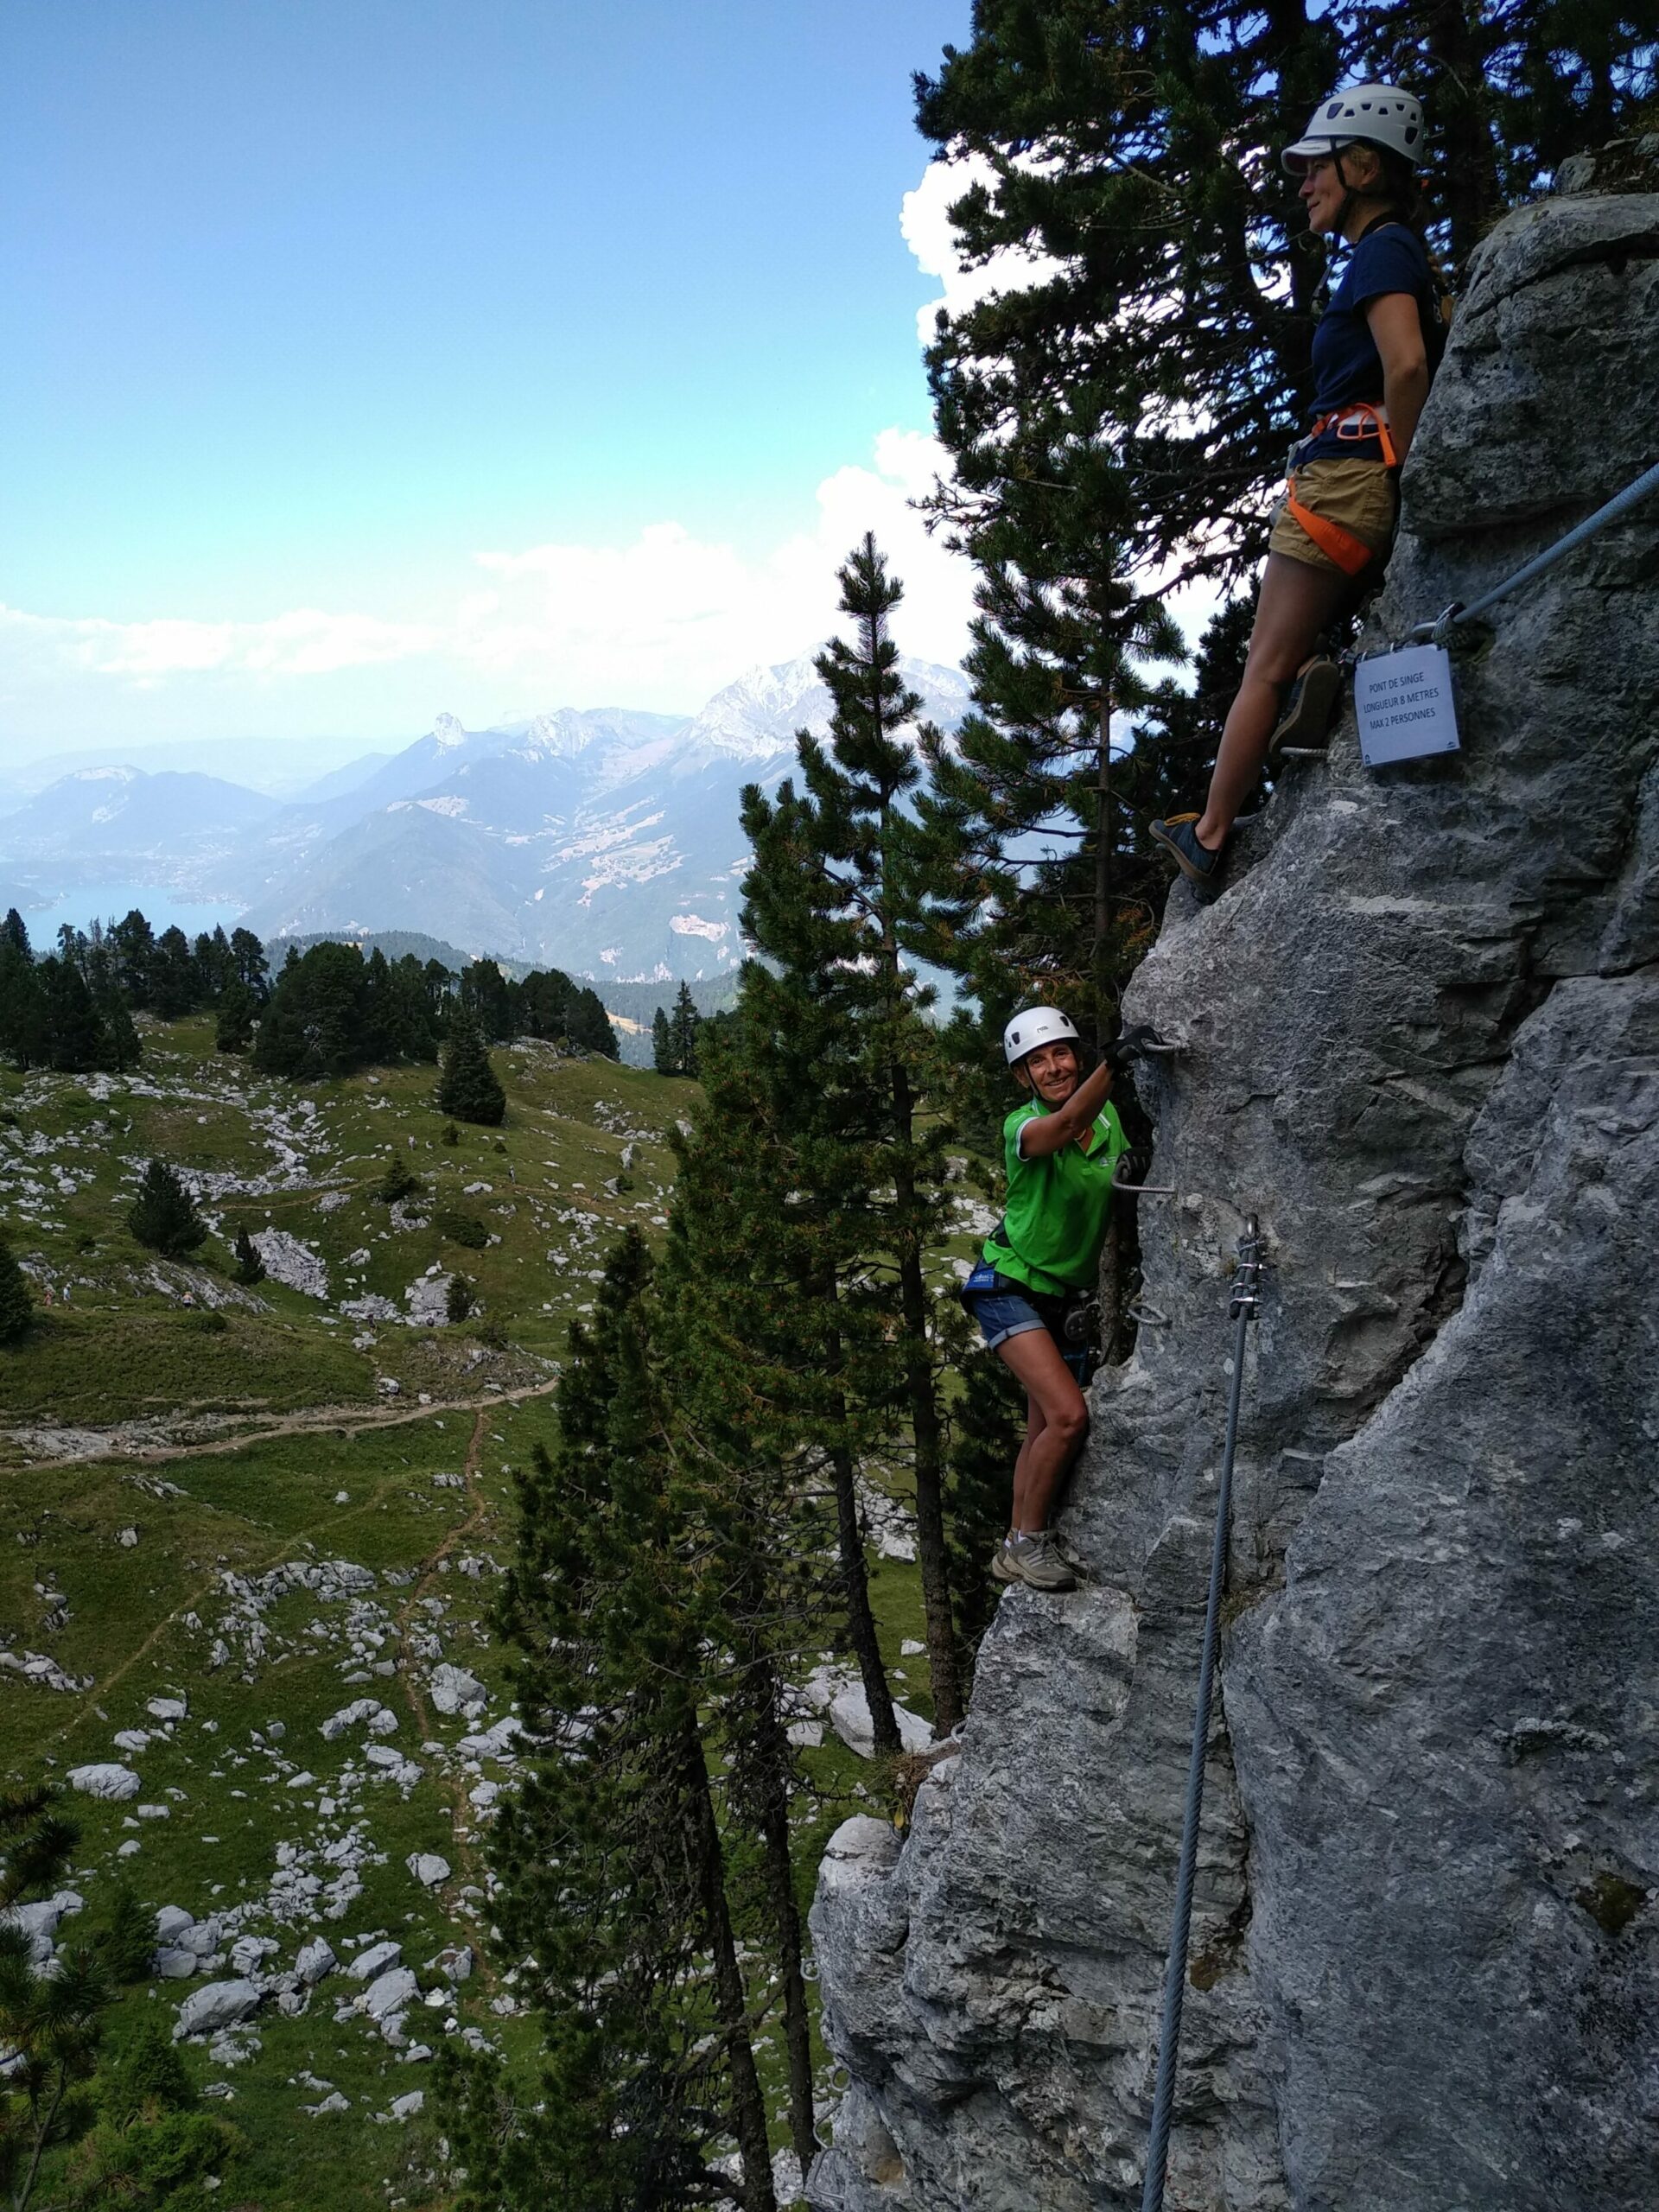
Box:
[11,883,247,945]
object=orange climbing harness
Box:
[1285,403,1399,578]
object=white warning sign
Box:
[1353,644,1461,767]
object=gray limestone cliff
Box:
[809,175,1659,2212]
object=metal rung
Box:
[1114,1154,1177,1197]
[1127,1300,1171,1327]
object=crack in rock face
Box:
[808,186,1659,2212]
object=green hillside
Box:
[0,1020,934,2210]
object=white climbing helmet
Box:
[1002,1006,1080,1068]
[1282,83,1425,175]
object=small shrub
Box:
[189,1309,228,1336]
[374,1155,424,1205]
[435,1207,488,1250]
[441,1121,461,1147]
[91,1882,161,1984]
[473,1318,508,1351]
[493,1138,507,1154]
[0,1233,32,1344]
[99,2015,196,2126]
[446,1274,476,1324]
[231,1226,265,1285]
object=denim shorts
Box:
[971,1287,1051,1352]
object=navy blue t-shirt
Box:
[1300,223,1433,464]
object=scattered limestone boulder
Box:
[390,2090,425,2120]
[2,1898,65,1966]
[154,1906,195,1944]
[175,1980,264,2040]
[67,1764,139,1801]
[295,1937,337,1986]
[146,1695,188,1722]
[406,1853,450,1888]
[320,1699,398,1742]
[359,1966,418,2022]
[346,1939,402,1982]
[429,1663,486,1717]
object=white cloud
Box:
[0,429,976,733]
[900,155,1065,345]
[459,426,974,700]
[0,602,435,684]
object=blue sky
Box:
[2,1,978,755]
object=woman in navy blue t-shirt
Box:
[1153,84,1439,901]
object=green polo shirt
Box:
[982,1097,1128,1296]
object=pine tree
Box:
[147,926,199,1020]
[229,925,270,1001]
[448,1233,780,2210]
[459,957,514,1041]
[0,1786,115,2212]
[436,1009,507,1126]
[0,1236,33,1345]
[40,958,112,1074]
[107,911,156,1008]
[670,994,904,1760]
[670,981,701,1079]
[568,986,620,1060]
[445,1273,475,1323]
[651,1005,675,1074]
[214,982,256,1054]
[231,1228,265,1286]
[99,991,142,1073]
[739,534,968,1732]
[0,941,48,1071]
[127,1160,207,1259]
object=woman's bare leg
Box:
[997,1330,1089,1532]
[1196,553,1355,849]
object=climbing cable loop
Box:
[1141,1217,1264,2212]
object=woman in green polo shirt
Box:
[962,1006,1128,1592]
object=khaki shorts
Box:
[1268,456,1398,575]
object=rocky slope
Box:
[808,177,1659,2211]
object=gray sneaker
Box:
[1049,1529,1090,1578]
[994,1532,1078,1593]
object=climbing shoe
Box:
[1148,814,1224,904]
[1267,653,1342,759]
[992,1531,1078,1593]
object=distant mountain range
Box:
[0,654,970,983]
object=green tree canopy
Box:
[127,1161,207,1260]
[435,1009,507,1126]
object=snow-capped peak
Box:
[681,652,970,762]
[430,712,468,749]
[519,710,597,762]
